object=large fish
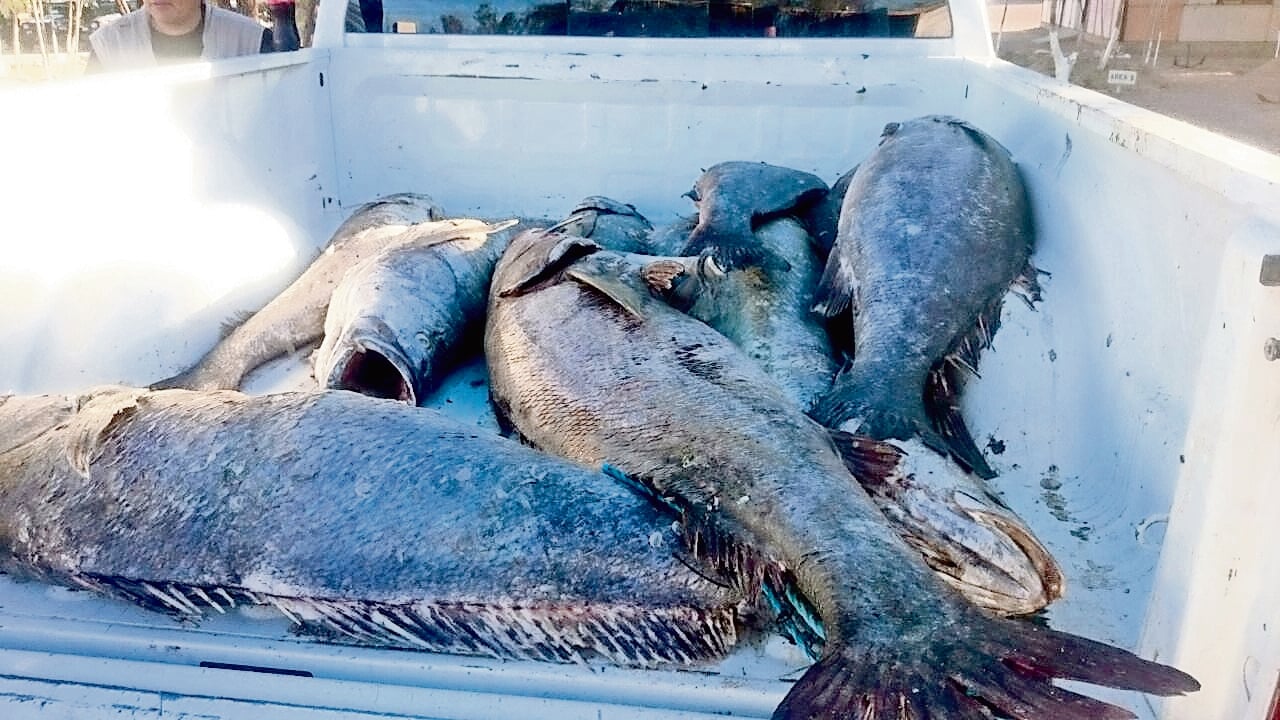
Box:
[682,161,828,271]
[0,386,757,667]
[150,193,446,391]
[807,117,1058,613]
[312,218,517,405]
[810,115,1042,479]
[485,229,1197,720]
[648,216,838,411]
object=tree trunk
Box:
[29,0,49,63]
[1048,27,1077,82]
[66,0,81,55]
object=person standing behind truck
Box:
[84,0,298,72]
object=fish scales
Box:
[484,230,1197,720]
[0,387,750,668]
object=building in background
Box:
[1042,0,1280,43]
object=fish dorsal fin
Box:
[498,233,601,298]
[565,256,649,320]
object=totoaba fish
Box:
[646,216,838,411]
[485,229,1197,720]
[150,193,446,391]
[0,386,758,667]
[313,218,517,405]
[810,115,1042,478]
[682,161,829,271]
[807,116,1059,614]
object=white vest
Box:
[89,4,264,71]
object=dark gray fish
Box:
[0,386,755,667]
[646,216,838,411]
[485,229,1197,720]
[807,117,1059,614]
[313,218,517,405]
[150,194,446,391]
[545,196,654,253]
[811,115,1041,477]
[682,161,828,271]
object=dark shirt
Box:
[85,10,273,73]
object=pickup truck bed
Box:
[1,2,1278,717]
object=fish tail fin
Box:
[921,290,1014,479]
[925,361,997,479]
[773,618,1199,720]
[808,377,922,443]
[774,648,983,720]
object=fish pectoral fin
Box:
[565,263,650,320]
[497,233,601,298]
[639,258,693,293]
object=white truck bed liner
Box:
[1,2,1278,717]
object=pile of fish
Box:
[0,115,1198,719]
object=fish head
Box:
[317,332,418,405]
[839,435,1063,615]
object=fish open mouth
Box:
[322,341,416,405]
[832,434,1064,616]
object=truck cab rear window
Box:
[358,0,952,38]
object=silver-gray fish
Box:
[646,216,838,411]
[682,161,828,271]
[0,386,754,667]
[485,229,1197,720]
[313,218,517,405]
[150,193,446,391]
[808,116,1060,614]
[546,196,654,254]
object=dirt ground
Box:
[995,25,1280,155]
